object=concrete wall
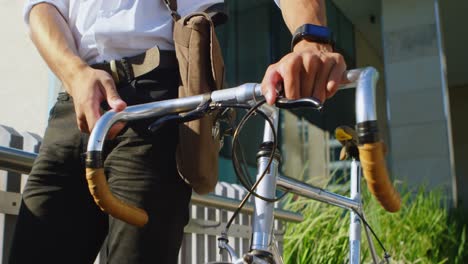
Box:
[381,0,455,200]
[0,1,49,136]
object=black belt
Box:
[91,47,178,84]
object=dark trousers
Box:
[9,68,192,264]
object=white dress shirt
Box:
[24,1,281,64]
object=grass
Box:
[282,183,468,263]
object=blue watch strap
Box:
[291,24,334,51]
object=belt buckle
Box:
[110,60,120,83]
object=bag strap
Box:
[163,0,180,21]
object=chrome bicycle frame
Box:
[87,67,382,264]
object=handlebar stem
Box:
[355,67,379,124]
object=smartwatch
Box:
[291,24,334,51]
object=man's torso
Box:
[25,0,223,63]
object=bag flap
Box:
[174,12,224,91]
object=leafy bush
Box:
[283,184,467,263]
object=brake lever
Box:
[148,114,181,132]
[148,99,211,132]
[275,96,323,110]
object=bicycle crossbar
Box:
[277,175,361,212]
[191,193,303,223]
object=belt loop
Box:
[110,60,120,83]
[121,57,134,83]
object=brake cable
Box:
[218,100,287,203]
[351,208,391,263]
[216,99,289,233]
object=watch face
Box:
[302,24,332,40]
[291,24,334,50]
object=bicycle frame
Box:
[86,67,389,263]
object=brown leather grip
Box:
[86,168,149,227]
[358,142,401,212]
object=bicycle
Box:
[85,67,401,263]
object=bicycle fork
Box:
[217,106,281,264]
[217,147,281,264]
[349,159,363,263]
[349,159,379,264]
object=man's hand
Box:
[66,66,127,138]
[263,0,346,105]
[261,41,346,105]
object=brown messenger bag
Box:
[164,0,225,194]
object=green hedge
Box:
[283,184,467,263]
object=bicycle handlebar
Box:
[85,67,400,227]
[352,68,401,212]
[358,142,401,212]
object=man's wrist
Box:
[60,56,90,93]
[293,40,333,54]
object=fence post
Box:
[205,193,218,262]
[232,184,250,256]
[215,183,229,262]
[193,199,206,263]
[0,125,24,263]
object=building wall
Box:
[381,0,456,201]
[0,1,49,136]
[439,0,468,88]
